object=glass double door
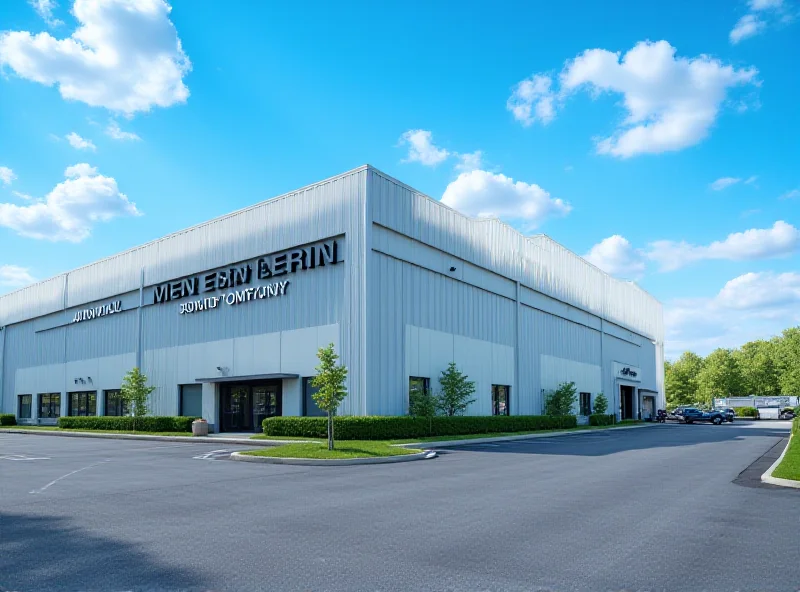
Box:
[220,382,280,432]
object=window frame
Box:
[38,393,61,419]
[104,389,128,417]
[179,384,203,417]
[302,377,326,417]
[491,384,510,416]
[18,394,32,419]
[409,376,431,395]
[68,391,97,417]
[579,392,592,416]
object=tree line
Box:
[666,327,800,408]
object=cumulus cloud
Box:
[66,131,96,151]
[0,167,15,186]
[441,170,570,228]
[509,41,758,158]
[29,0,63,27]
[454,151,483,173]
[105,120,141,141]
[506,74,556,126]
[584,235,646,279]
[0,163,140,242]
[780,189,800,200]
[0,0,191,115]
[647,221,800,271]
[0,264,36,288]
[398,129,450,166]
[730,0,790,44]
[665,271,800,357]
[710,177,741,191]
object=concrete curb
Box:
[0,429,304,447]
[761,433,800,489]
[393,422,654,449]
[230,450,437,466]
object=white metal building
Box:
[0,166,664,432]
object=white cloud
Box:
[0,264,36,288]
[665,271,800,357]
[780,189,800,200]
[510,41,758,158]
[65,131,96,151]
[454,151,483,173]
[647,221,800,271]
[744,175,758,185]
[399,129,450,166]
[506,74,556,126]
[29,0,63,27]
[105,120,141,141]
[0,0,191,115]
[730,0,791,44]
[0,163,140,242]
[441,170,570,228]
[0,167,15,186]
[730,14,766,43]
[710,176,741,191]
[584,235,646,279]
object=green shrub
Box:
[263,415,578,440]
[0,414,17,426]
[593,393,608,415]
[545,382,578,416]
[588,414,615,426]
[57,416,198,432]
[734,407,758,418]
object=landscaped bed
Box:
[773,419,800,481]
[0,426,194,436]
[240,440,421,460]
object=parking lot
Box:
[1,422,798,592]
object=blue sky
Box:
[0,0,798,358]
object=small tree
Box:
[544,381,578,416]
[593,392,608,415]
[409,385,437,418]
[311,343,348,450]
[120,367,155,432]
[436,362,476,417]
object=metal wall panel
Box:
[0,275,66,327]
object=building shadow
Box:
[436,424,792,457]
[0,512,214,592]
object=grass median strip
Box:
[240,440,421,459]
[773,435,800,481]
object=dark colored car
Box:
[668,407,726,425]
[779,409,796,420]
[715,407,735,422]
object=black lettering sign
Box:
[272,253,288,276]
[204,272,216,292]
[257,258,272,279]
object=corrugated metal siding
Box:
[368,168,663,346]
[0,275,66,327]
[66,311,138,362]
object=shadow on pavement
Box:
[439,424,791,457]
[0,512,212,592]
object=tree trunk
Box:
[327,412,334,451]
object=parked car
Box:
[714,407,736,422]
[668,407,726,425]
[779,409,796,420]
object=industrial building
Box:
[0,166,664,432]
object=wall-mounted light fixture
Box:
[449,266,457,272]
[87,377,93,384]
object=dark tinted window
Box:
[69,391,97,416]
[39,393,61,418]
[104,390,129,416]
[492,385,510,416]
[18,395,32,419]
[303,377,325,417]
[180,384,203,417]
[579,392,592,416]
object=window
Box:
[69,391,97,416]
[104,390,129,416]
[39,393,61,419]
[180,384,203,417]
[409,377,430,396]
[580,392,592,416]
[303,377,325,417]
[18,395,32,419]
[492,385,510,416]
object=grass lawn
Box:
[0,426,194,437]
[250,423,646,444]
[241,440,421,459]
[773,435,800,481]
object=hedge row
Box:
[57,416,199,432]
[0,414,16,426]
[734,407,759,418]
[262,415,578,440]
[588,414,615,426]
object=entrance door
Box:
[620,385,634,420]
[221,385,252,432]
[252,383,281,430]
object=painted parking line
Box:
[0,454,51,461]
[193,449,232,460]
[29,460,110,495]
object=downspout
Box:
[136,267,144,370]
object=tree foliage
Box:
[593,393,608,415]
[734,340,780,398]
[120,367,155,432]
[311,343,349,450]
[435,362,476,417]
[545,382,578,416]
[408,385,437,418]
[775,328,800,396]
[696,348,744,406]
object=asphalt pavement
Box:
[1,421,797,592]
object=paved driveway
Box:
[1,422,797,592]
